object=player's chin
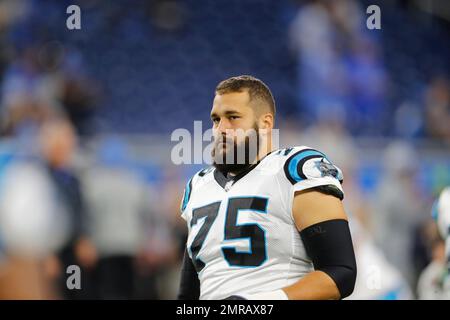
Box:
[219,142,233,153]
[212,147,229,163]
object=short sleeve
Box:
[283,148,344,200]
[179,167,213,221]
[435,187,450,239]
[180,176,194,221]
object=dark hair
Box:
[215,75,276,116]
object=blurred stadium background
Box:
[0,0,449,299]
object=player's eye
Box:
[229,116,239,120]
[212,118,220,124]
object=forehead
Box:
[211,91,252,114]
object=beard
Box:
[212,123,260,175]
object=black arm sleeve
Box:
[300,219,357,299]
[177,248,200,300]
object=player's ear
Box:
[259,112,274,130]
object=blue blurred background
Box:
[0,0,449,299]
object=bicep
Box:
[292,189,348,231]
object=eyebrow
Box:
[210,110,242,119]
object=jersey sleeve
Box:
[435,187,450,240]
[282,147,344,200]
[180,167,212,221]
[180,176,194,221]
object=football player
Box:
[433,186,450,297]
[177,75,356,300]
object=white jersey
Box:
[180,146,344,300]
[435,187,450,241]
[434,187,450,293]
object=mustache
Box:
[213,134,234,146]
[211,126,260,167]
[212,127,260,146]
[211,135,232,159]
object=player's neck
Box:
[255,141,273,163]
[227,144,273,177]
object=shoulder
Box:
[190,166,215,189]
[265,146,343,183]
[267,146,344,200]
[180,166,214,212]
[435,187,450,239]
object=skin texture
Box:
[210,90,347,299]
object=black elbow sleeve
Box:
[177,249,200,300]
[300,219,357,299]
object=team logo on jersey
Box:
[283,148,344,185]
[315,158,339,179]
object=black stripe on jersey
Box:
[198,167,214,177]
[275,147,294,156]
[213,168,230,189]
[213,164,259,190]
[283,148,324,185]
[181,177,194,211]
[314,185,344,200]
[182,168,215,211]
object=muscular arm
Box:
[281,189,356,300]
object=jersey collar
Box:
[213,150,274,191]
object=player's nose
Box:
[217,118,232,134]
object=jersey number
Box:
[190,197,268,272]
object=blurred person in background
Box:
[289,0,351,124]
[347,216,412,300]
[291,118,413,299]
[147,166,192,299]
[0,0,28,86]
[289,0,386,135]
[39,117,97,299]
[419,187,450,299]
[82,137,156,299]
[0,40,65,135]
[416,216,447,299]
[0,116,72,299]
[281,111,374,232]
[0,44,100,137]
[424,77,450,144]
[0,8,100,138]
[372,141,427,287]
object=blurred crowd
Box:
[0,0,449,299]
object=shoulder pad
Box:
[180,167,214,211]
[283,147,343,185]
